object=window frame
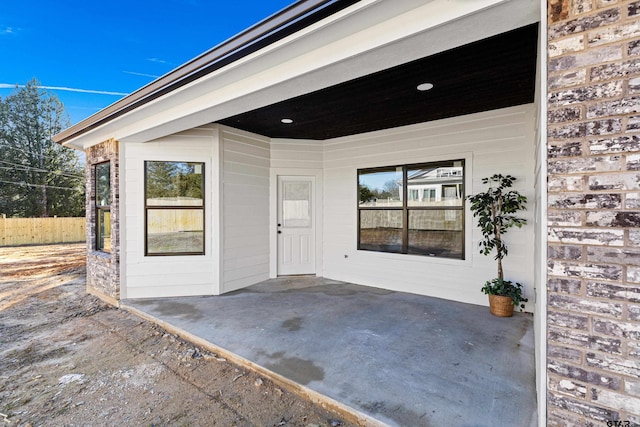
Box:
[94,161,111,253]
[357,159,465,259]
[144,160,206,256]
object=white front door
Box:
[277,176,315,275]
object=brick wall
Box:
[85,139,120,303]
[548,0,640,424]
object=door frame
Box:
[270,168,323,278]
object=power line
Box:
[0,179,81,191]
[0,143,82,168]
[0,160,84,179]
[0,159,46,172]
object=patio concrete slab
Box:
[124,277,536,426]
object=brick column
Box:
[85,139,120,304]
[547,0,640,424]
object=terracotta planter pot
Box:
[488,294,514,317]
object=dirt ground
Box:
[0,244,355,427]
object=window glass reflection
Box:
[98,210,111,252]
[96,162,110,207]
[358,167,402,207]
[359,210,403,253]
[357,159,465,260]
[146,209,204,254]
[407,161,463,207]
[146,161,204,206]
[408,210,463,258]
[144,161,205,256]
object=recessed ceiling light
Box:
[417,83,434,91]
[281,118,293,124]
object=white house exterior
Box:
[57,0,542,303]
[55,0,640,424]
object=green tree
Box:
[146,162,203,202]
[0,79,84,217]
[359,184,374,203]
[146,161,179,200]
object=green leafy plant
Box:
[467,174,528,309]
[481,278,528,310]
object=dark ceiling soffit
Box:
[53,0,360,145]
[218,23,539,140]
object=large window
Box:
[358,160,464,259]
[145,161,205,256]
[95,162,111,252]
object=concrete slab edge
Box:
[88,287,119,307]
[120,302,390,427]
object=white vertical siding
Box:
[220,126,271,292]
[122,125,220,299]
[321,105,536,307]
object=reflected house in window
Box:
[358,160,464,259]
[404,165,464,206]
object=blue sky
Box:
[0,0,294,125]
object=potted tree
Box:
[467,174,528,317]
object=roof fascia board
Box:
[62,0,519,149]
[55,0,359,146]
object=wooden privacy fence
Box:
[0,216,86,246]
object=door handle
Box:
[277,230,282,234]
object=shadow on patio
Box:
[123,277,537,427]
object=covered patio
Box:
[124,277,536,426]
